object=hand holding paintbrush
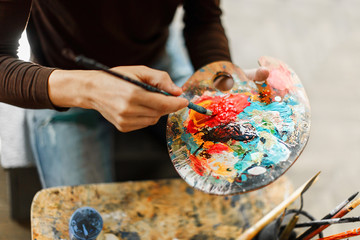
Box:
[70,53,212,116]
[49,51,191,132]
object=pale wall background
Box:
[222,0,360,236]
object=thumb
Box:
[244,67,269,83]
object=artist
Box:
[0,0,268,188]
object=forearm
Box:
[0,55,56,109]
[48,69,96,109]
[183,0,232,70]
[184,24,231,69]
[0,0,57,109]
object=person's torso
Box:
[27,0,182,68]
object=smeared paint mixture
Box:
[167,58,310,194]
[181,91,294,183]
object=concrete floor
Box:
[0,168,30,239]
[1,0,360,239]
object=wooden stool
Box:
[31,176,292,240]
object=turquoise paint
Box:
[229,100,296,174]
[266,142,290,163]
[181,133,201,154]
[241,174,247,181]
[234,160,253,171]
[239,101,295,135]
[243,102,292,120]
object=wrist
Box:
[48,69,97,109]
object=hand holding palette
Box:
[166,56,310,195]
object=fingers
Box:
[94,79,188,132]
[109,78,188,116]
[110,65,189,113]
[91,66,189,132]
[254,67,270,84]
[105,94,188,133]
[244,67,269,83]
[101,107,162,132]
[113,116,161,132]
[136,91,189,115]
[112,66,183,96]
[98,95,175,133]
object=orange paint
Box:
[189,154,206,176]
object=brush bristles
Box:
[205,109,213,116]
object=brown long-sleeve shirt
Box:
[0,0,231,109]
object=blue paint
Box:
[229,100,296,175]
[181,133,201,154]
[186,187,194,195]
[239,101,295,135]
[266,141,290,163]
[241,174,247,181]
[243,102,293,120]
[69,207,103,240]
[260,159,273,167]
[239,137,260,152]
[230,195,241,207]
[234,160,253,172]
[213,223,221,229]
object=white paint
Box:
[248,166,267,175]
[275,96,282,102]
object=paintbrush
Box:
[279,215,299,240]
[316,226,360,240]
[237,172,320,240]
[297,192,359,240]
[322,192,359,219]
[294,216,360,228]
[62,50,212,116]
[299,197,360,240]
[278,172,315,240]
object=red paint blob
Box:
[207,144,229,155]
[190,93,250,130]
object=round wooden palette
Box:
[166,56,310,195]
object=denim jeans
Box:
[26,25,193,188]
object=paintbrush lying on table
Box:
[62,49,212,116]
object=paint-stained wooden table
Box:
[31,177,293,240]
